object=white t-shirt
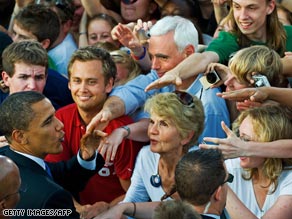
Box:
[225,158,292,218]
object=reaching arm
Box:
[93,202,160,219]
[145,51,219,91]
[200,121,292,159]
[80,0,122,22]
[98,118,149,163]
[218,87,292,108]
[87,96,126,133]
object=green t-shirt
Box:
[206,25,292,64]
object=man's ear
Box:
[0,199,6,212]
[214,185,223,201]
[105,77,114,94]
[2,71,10,87]
[12,130,28,145]
[40,39,51,50]
[183,44,195,57]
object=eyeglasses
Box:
[174,90,194,107]
[121,0,138,5]
[209,173,234,195]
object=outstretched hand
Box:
[80,130,108,160]
[217,87,268,103]
[145,70,182,91]
[86,109,111,134]
[199,121,249,159]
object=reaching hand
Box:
[145,69,182,91]
[217,87,268,102]
[80,130,108,160]
[86,109,111,134]
[80,201,110,219]
[199,121,249,159]
[98,128,125,164]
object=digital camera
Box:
[252,74,271,87]
[137,29,150,42]
[199,70,221,90]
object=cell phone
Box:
[252,74,271,87]
[199,70,221,90]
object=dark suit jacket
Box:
[0,146,104,219]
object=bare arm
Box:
[200,121,292,159]
[94,202,159,219]
[145,51,219,91]
[281,56,292,77]
[87,96,126,133]
[212,0,229,24]
[80,0,122,22]
[218,87,292,108]
[98,118,149,163]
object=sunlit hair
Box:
[153,200,202,219]
[68,45,116,85]
[233,106,292,193]
[150,15,198,52]
[277,4,292,25]
[225,0,286,56]
[110,50,141,86]
[228,45,286,87]
[144,92,204,152]
[2,40,48,77]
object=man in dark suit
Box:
[0,91,105,219]
[175,149,232,219]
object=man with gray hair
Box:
[87,15,230,160]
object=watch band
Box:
[120,126,131,138]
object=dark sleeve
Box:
[44,189,79,219]
[48,153,104,194]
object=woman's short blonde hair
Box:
[144,92,205,153]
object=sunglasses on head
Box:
[121,0,138,5]
[174,90,194,107]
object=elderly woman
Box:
[225,106,292,219]
[123,91,204,202]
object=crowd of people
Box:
[0,0,292,219]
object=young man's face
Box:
[232,0,275,41]
[2,62,47,94]
[69,60,113,114]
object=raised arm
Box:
[200,121,292,159]
[80,0,122,22]
[145,51,219,91]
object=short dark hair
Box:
[2,40,48,77]
[175,149,225,205]
[14,4,60,48]
[0,91,46,142]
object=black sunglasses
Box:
[210,173,234,195]
[174,90,194,107]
